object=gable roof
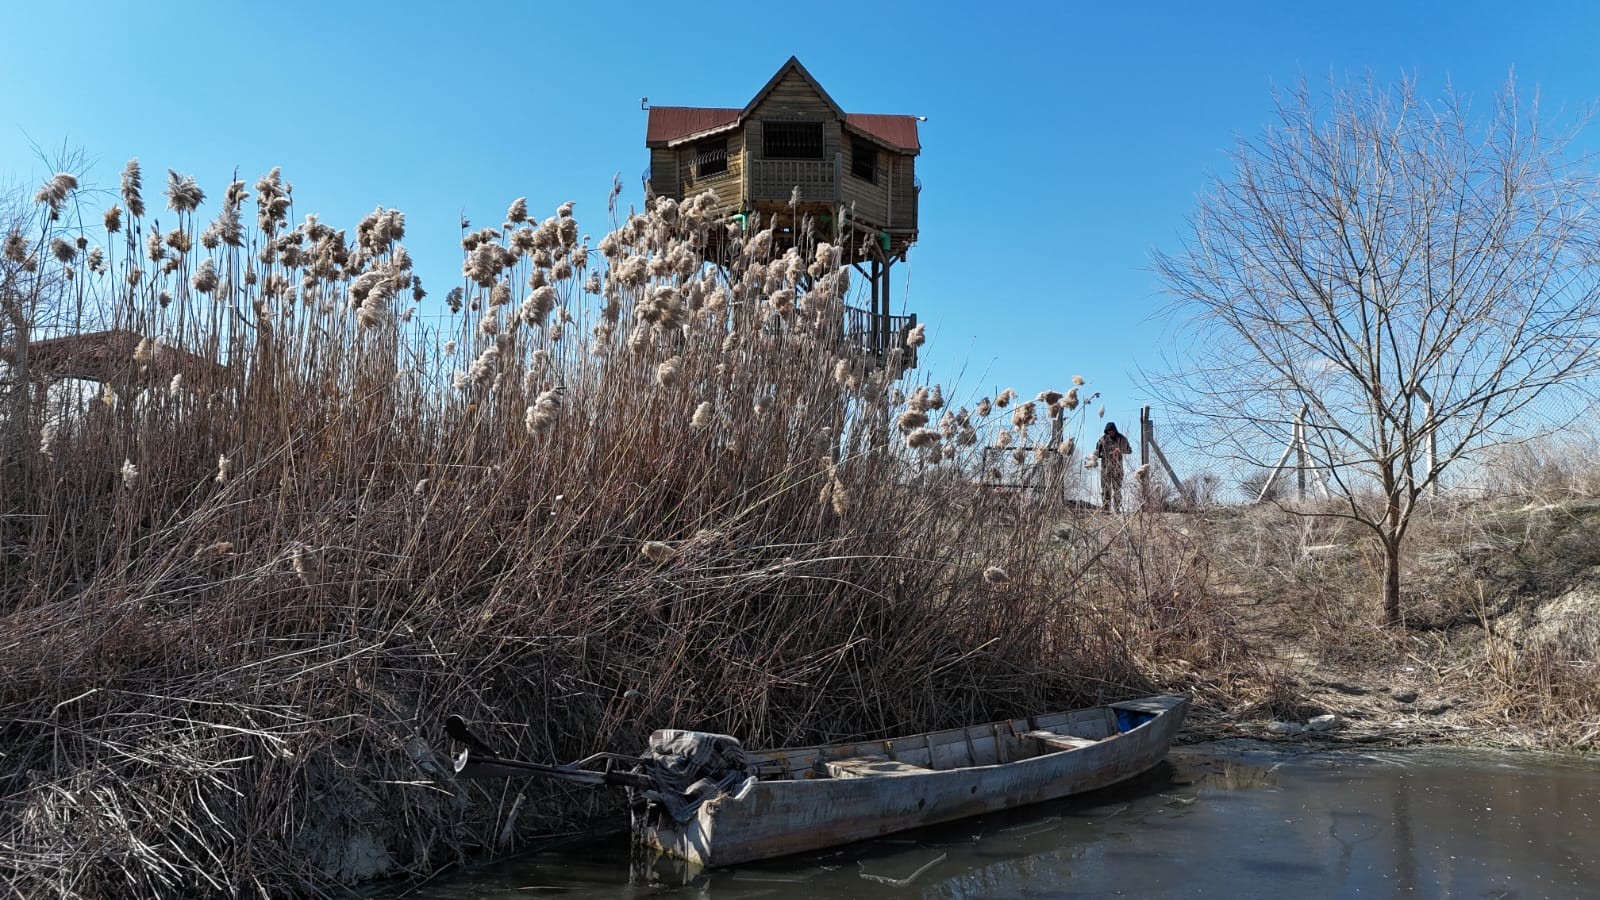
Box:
[644,57,920,155]
[740,56,845,120]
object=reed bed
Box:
[0,167,1236,897]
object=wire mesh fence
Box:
[1139,384,1600,508]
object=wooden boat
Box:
[450,694,1188,868]
[639,694,1188,867]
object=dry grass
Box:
[0,168,1250,897]
[1195,478,1600,747]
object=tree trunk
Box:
[1381,533,1402,625]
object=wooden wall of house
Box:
[840,133,888,226]
[889,150,917,237]
[839,137,917,235]
[649,147,678,198]
[752,69,844,127]
[677,132,745,214]
[744,70,843,205]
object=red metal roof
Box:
[845,114,920,154]
[646,60,920,155]
[646,107,740,147]
[647,107,920,154]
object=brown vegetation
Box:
[0,168,1246,897]
[1192,468,1600,749]
[3,160,1592,900]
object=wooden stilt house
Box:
[645,57,921,368]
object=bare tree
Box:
[1156,76,1600,624]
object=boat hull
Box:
[638,694,1188,867]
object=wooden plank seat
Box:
[1021,731,1102,752]
[825,755,932,778]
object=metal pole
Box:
[1258,440,1296,503]
[1150,439,1183,497]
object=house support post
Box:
[868,254,882,357]
[879,254,892,364]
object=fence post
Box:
[1140,406,1152,469]
[1415,385,1439,498]
[1295,406,1307,500]
[1049,406,1065,501]
[1257,403,1311,504]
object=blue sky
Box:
[4,0,1600,435]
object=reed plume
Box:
[34,172,77,218]
[121,159,145,216]
[165,169,205,212]
[641,541,676,564]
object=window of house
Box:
[694,138,728,178]
[851,142,877,183]
[763,121,825,159]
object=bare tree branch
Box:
[1154,74,1600,624]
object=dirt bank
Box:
[1170,496,1600,753]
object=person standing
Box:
[1094,422,1133,512]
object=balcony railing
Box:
[842,304,917,369]
[748,158,838,204]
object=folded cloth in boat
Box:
[641,729,753,823]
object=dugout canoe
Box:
[638,694,1189,867]
[449,694,1188,868]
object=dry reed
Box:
[0,167,1232,898]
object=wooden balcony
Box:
[843,303,917,369]
[742,156,917,250]
[748,158,838,204]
